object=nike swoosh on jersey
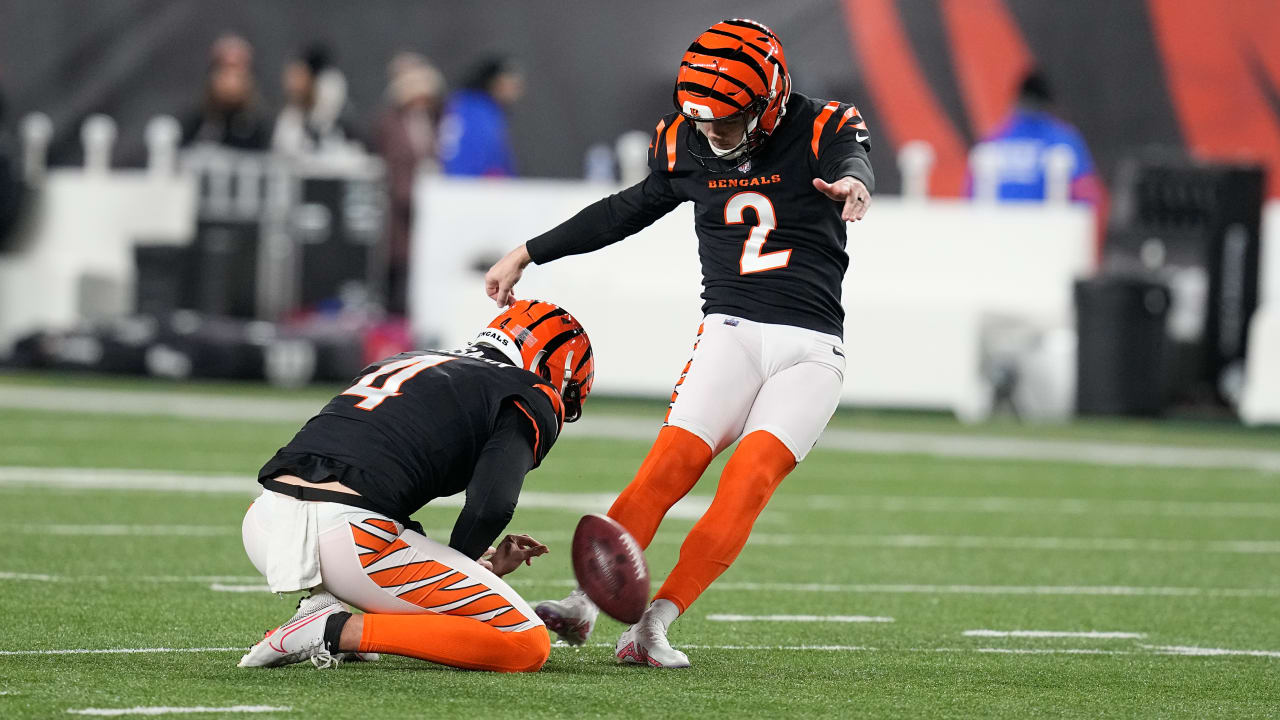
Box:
[855,133,869,142]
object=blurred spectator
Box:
[438,56,523,177]
[374,52,444,314]
[967,70,1104,206]
[272,44,361,156]
[180,34,271,150]
[0,76,25,249]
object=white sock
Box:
[645,598,681,631]
[569,587,598,612]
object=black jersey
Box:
[259,349,563,527]
[526,92,873,338]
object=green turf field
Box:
[0,373,1277,718]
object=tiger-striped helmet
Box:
[674,18,791,162]
[475,300,594,422]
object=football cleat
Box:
[615,620,691,669]
[534,589,599,646]
[279,591,379,667]
[238,594,345,669]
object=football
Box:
[570,513,650,624]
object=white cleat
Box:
[239,594,346,669]
[535,590,598,646]
[615,621,691,669]
[276,591,379,667]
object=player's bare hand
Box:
[812,176,872,222]
[485,244,532,307]
[477,545,498,573]
[485,533,549,576]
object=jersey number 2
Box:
[725,191,790,274]
[342,355,453,410]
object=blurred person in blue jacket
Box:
[968,70,1103,206]
[438,56,523,177]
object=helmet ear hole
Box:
[563,382,583,423]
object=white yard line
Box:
[0,571,58,581]
[5,643,1276,661]
[787,495,1280,519]
[1146,645,1280,658]
[0,467,256,494]
[4,384,1279,472]
[4,571,1277,600]
[209,584,270,593]
[708,614,894,623]
[971,647,1131,655]
[704,582,1280,598]
[0,573,263,584]
[964,630,1146,639]
[744,533,1280,554]
[9,524,237,536]
[508,578,1280,598]
[67,706,290,716]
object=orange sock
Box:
[655,430,796,612]
[607,425,714,549]
[359,613,549,672]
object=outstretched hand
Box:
[485,244,533,307]
[812,176,872,222]
[478,533,548,577]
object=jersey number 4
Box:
[342,355,454,410]
[725,191,791,274]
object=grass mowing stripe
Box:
[506,579,1280,598]
[5,385,1280,469]
[5,573,1275,599]
[707,614,895,623]
[9,524,237,536]
[9,644,1277,659]
[0,648,242,656]
[66,706,291,716]
[6,468,1280,520]
[964,630,1145,639]
[11,524,1280,554]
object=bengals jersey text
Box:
[525,92,873,338]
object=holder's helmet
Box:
[475,300,594,422]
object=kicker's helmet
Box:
[475,300,594,422]
[674,19,791,166]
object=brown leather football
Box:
[571,513,650,624]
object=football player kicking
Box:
[237,300,593,672]
[485,19,873,668]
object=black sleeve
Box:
[448,404,537,559]
[824,143,875,196]
[525,171,684,264]
[817,104,875,195]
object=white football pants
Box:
[664,313,845,461]
[242,489,542,632]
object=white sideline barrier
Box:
[1240,202,1280,424]
[410,177,1095,418]
[0,170,196,354]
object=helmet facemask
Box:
[680,101,768,172]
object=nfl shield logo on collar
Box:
[736,159,752,174]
